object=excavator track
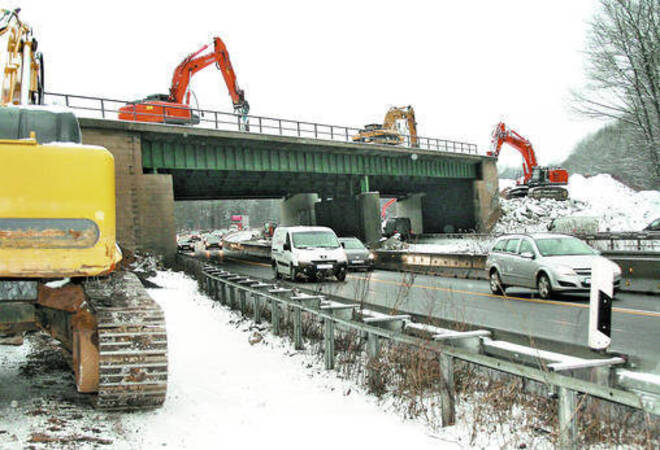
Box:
[83,272,168,411]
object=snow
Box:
[497,174,660,233]
[119,271,452,449]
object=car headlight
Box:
[368,252,375,260]
[555,265,577,276]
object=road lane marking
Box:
[221,257,659,318]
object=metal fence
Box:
[178,254,658,449]
[43,92,479,154]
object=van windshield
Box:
[292,231,339,249]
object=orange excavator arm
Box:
[169,37,248,117]
[488,122,538,184]
[382,106,418,147]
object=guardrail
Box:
[43,92,479,155]
[177,253,658,449]
[416,231,660,252]
[218,237,659,294]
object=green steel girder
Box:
[141,138,478,180]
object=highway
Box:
[195,251,660,373]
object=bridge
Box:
[48,93,500,261]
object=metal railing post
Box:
[324,318,335,370]
[439,353,456,426]
[314,123,318,139]
[293,306,303,350]
[296,122,301,137]
[215,112,218,129]
[239,289,247,315]
[100,99,105,118]
[278,119,283,135]
[271,299,280,335]
[253,293,262,324]
[558,387,578,450]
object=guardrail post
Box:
[253,293,262,324]
[367,332,379,360]
[220,283,227,305]
[100,99,105,118]
[271,299,280,335]
[558,387,577,450]
[324,318,335,370]
[293,306,303,350]
[239,289,247,315]
[439,353,456,426]
[229,285,236,309]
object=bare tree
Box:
[573,0,660,187]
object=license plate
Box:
[317,264,333,270]
[352,260,364,264]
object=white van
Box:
[271,226,348,281]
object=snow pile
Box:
[495,174,660,233]
[223,229,262,243]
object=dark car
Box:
[204,234,222,250]
[644,217,660,232]
[339,237,374,271]
[177,239,195,252]
[382,217,412,241]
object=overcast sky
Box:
[10,0,605,168]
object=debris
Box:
[248,331,263,345]
[28,432,113,445]
[0,335,24,345]
[45,278,70,289]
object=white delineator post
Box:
[588,258,613,351]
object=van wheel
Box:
[537,273,553,299]
[273,262,281,279]
[489,270,505,295]
[336,268,347,282]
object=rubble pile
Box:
[493,197,589,234]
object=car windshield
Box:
[341,239,365,250]
[535,237,597,256]
[207,236,220,243]
[292,231,339,249]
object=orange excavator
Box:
[353,105,418,146]
[488,122,569,200]
[119,36,249,129]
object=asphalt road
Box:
[194,251,660,373]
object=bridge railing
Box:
[43,92,479,155]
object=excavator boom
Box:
[119,36,249,128]
[489,121,569,200]
[353,105,418,147]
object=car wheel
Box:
[489,270,505,295]
[336,268,347,282]
[272,262,281,279]
[537,273,553,299]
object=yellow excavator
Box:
[352,105,418,147]
[0,9,167,410]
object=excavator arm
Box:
[488,121,537,184]
[169,37,248,117]
[353,105,418,146]
[0,8,43,106]
[119,36,248,128]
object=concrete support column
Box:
[280,193,319,226]
[474,159,501,232]
[81,128,176,264]
[395,193,425,235]
[314,192,381,244]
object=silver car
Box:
[485,233,622,299]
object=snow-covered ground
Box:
[0,270,569,449]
